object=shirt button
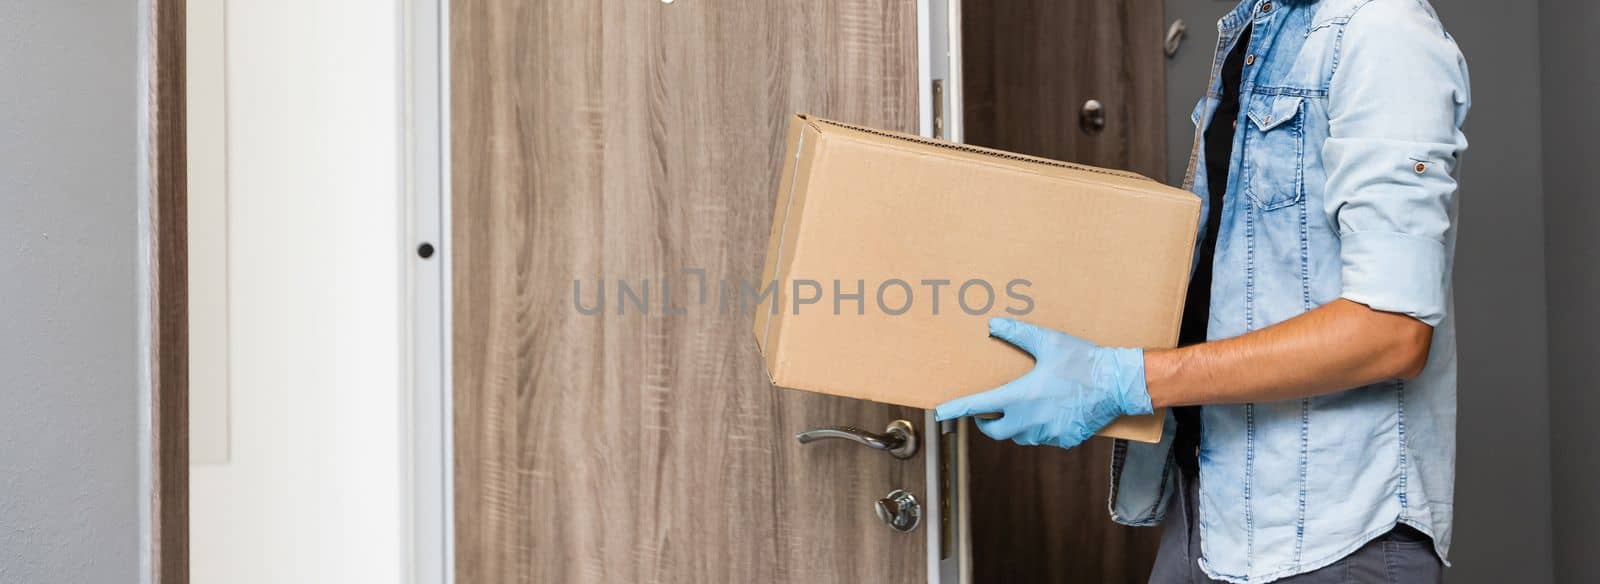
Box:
[1261,1,1273,13]
[1415,162,1428,174]
[1246,54,1257,66]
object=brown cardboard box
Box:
[753,115,1199,443]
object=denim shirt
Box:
[1107,1,1470,582]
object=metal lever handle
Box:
[795,419,918,460]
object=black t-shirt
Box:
[1175,23,1252,477]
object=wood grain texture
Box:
[148,0,188,581]
[965,0,1169,181]
[962,1,1168,582]
[450,1,924,582]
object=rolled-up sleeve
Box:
[1323,1,1470,327]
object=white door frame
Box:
[401,1,966,582]
[919,0,971,581]
[401,0,453,582]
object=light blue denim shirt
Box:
[1108,0,1470,582]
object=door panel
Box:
[450,1,925,582]
[965,0,1168,181]
[962,0,1169,582]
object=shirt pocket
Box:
[1241,94,1306,211]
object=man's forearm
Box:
[1144,298,1434,408]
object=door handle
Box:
[795,419,918,459]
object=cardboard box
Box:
[753,115,1199,443]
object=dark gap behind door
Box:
[963,0,1168,581]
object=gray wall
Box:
[1429,3,1556,581]
[1538,1,1599,583]
[1162,1,1556,582]
[0,0,143,581]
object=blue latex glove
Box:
[935,318,1153,449]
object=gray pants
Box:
[1149,474,1444,584]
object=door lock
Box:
[874,489,922,533]
[795,419,918,459]
[1164,19,1188,58]
[1080,99,1107,135]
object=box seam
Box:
[759,123,814,379]
[821,123,1198,208]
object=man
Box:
[936,0,1469,582]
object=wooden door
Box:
[962,1,1169,582]
[450,1,926,582]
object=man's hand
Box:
[934,318,1153,449]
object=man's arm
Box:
[933,302,1434,449]
[1145,299,1432,408]
[936,2,1469,450]
[1146,3,1468,409]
